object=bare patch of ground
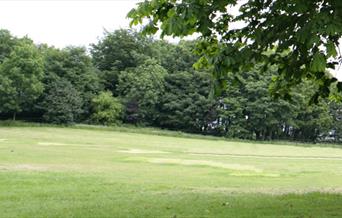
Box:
[189,152,342,161]
[118,149,170,154]
[38,142,71,146]
[229,172,280,177]
[0,164,49,171]
[148,158,263,172]
[174,187,342,195]
[0,164,88,172]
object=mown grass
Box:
[0,126,342,217]
[1,120,341,148]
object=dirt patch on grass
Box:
[0,164,50,171]
[118,149,170,154]
[229,172,280,177]
[177,187,342,195]
[38,142,71,146]
[189,152,342,161]
[0,164,91,172]
[148,158,263,172]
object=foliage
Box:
[117,59,167,124]
[0,29,18,63]
[329,100,342,141]
[41,79,83,124]
[0,39,44,120]
[91,29,152,93]
[150,40,198,72]
[160,70,217,133]
[218,65,333,141]
[128,0,342,99]
[40,46,102,118]
[0,28,340,142]
[91,91,123,125]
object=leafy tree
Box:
[41,79,83,124]
[160,70,217,133]
[217,65,333,141]
[128,0,342,99]
[218,66,293,140]
[150,40,198,73]
[0,40,44,120]
[290,82,333,141]
[218,84,251,139]
[91,91,123,125]
[40,46,102,118]
[0,27,338,142]
[329,100,342,141]
[117,59,167,124]
[0,29,17,63]
[91,29,152,93]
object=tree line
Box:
[0,28,341,142]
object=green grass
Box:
[2,120,342,148]
[1,126,342,217]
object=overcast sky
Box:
[0,0,340,79]
[0,0,142,48]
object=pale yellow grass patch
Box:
[0,164,49,171]
[181,187,342,195]
[148,158,263,172]
[0,164,96,172]
[118,149,169,154]
[189,152,342,160]
[38,142,71,146]
[230,172,280,177]
[0,139,7,142]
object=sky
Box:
[0,0,142,48]
[0,0,341,79]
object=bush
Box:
[42,79,83,124]
[91,91,123,125]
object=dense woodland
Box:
[0,28,341,142]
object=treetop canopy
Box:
[128,0,342,101]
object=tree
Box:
[41,79,83,124]
[91,29,153,93]
[117,59,167,124]
[150,40,198,73]
[216,64,333,141]
[128,0,342,99]
[91,91,123,125]
[0,40,44,120]
[40,46,102,119]
[218,65,293,140]
[329,100,342,141]
[290,82,333,141]
[0,29,18,63]
[160,70,217,133]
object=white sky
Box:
[0,0,142,48]
[0,0,341,79]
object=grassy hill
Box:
[0,126,341,217]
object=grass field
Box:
[1,126,342,217]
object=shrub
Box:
[91,91,123,125]
[42,79,83,124]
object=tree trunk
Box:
[13,112,16,121]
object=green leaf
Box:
[310,52,326,72]
[337,82,342,92]
[326,41,337,58]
